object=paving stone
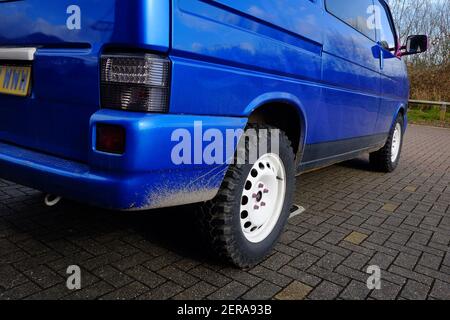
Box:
[339,280,371,300]
[389,265,433,286]
[279,265,321,287]
[339,241,374,257]
[274,243,302,257]
[207,281,248,300]
[242,281,281,300]
[443,252,450,267]
[370,280,402,300]
[404,186,418,193]
[25,283,72,300]
[308,281,342,300]
[65,281,115,300]
[315,252,346,271]
[0,239,19,256]
[275,281,312,300]
[173,281,218,300]
[410,232,432,245]
[22,265,64,289]
[143,254,182,272]
[189,266,231,287]
[111,252,152,271]
[289,252,320,271]
[343,232,368,245]
[279,230,301,244]
[47,251,94,272]
[400,280,430,300]
[82,252,123,271]
[0,264,28,289]
[173,258,201,271]
[290,241,327,257]
[414,265,450,284]
[125,265,166,289]
[429,280,450,300]
[362,241,398,257]
[261,252,293,271]
[321,231,348,245]
[343,252,372,270]
[389,231,412,245]
[316,241,352,257]
[335,265,368,283]
[418,252,442,270]
[382,203,400,212]
[298,231,327,245]
[158,266,198,289]
[93,265,133,289]
[307,265,350,287]
[0,281,41,300]
[139,281,184,300]
[219,268,262,287]
[249,266,291,287]
[366,231,390,245]
[100,281,149,300]
[394,252,419,269]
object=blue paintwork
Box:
[0,0,409,210]
[0,111,247,209]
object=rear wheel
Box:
[197,125,296,269]
[370,114,404,172]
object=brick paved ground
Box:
[0,125,449,300]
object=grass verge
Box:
[408,107,450,128]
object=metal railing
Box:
[409,100,449,121]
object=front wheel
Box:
[370,114,405,172]
[197,125,296,269]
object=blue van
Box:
[0,0,427,267]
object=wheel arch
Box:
[244,92,307,164]
[393,103,408,132]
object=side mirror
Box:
[401,35,428,56]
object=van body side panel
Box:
[297,1,387,169]
[170,0,324,127]
[319,11,381,142]
[376,49,409,134]
[373,0,409,133]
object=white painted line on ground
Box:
[289,204,306,219]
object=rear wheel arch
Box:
[247,100,306,163]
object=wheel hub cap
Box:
[391,123,402,163]
[240,153,286,243]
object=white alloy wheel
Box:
[239,153,286,243]
[391,123,402,163]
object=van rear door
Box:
[0,0,169,162]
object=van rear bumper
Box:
[0,110,247,210]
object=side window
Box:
[376,1,397,51]
[325,0,376,40]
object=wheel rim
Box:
[239,153,286,243]
[391,123,402,163]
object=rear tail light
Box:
[101,53,170,113]
[96,124,126,154]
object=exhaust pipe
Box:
[44,194,62,207]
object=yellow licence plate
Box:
[0,65,32,97]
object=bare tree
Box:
[389,0,449,66]
[388,0,449,101]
